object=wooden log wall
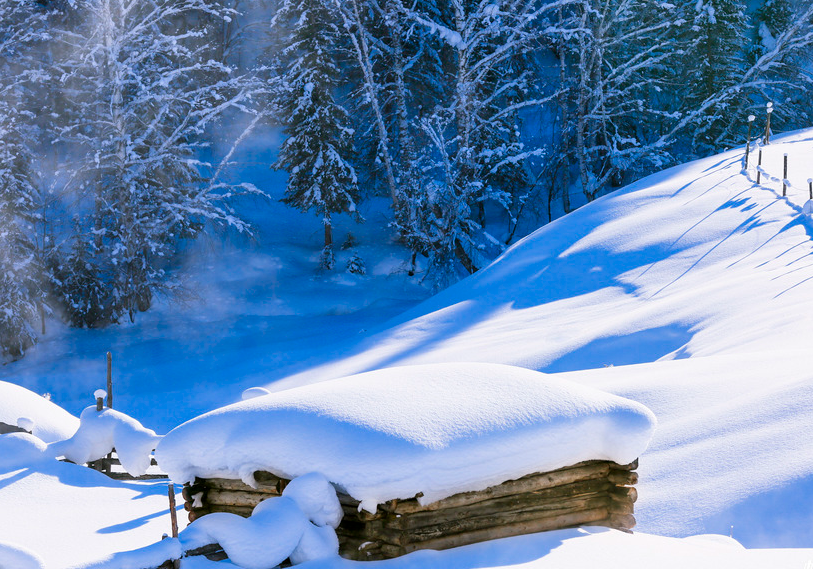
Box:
[182,459,639,561]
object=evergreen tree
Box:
[0,0,48,358]
[271,0,360,267]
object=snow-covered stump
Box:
[183,459,640,561]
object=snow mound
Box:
[281,472,343,528]
[0,381,78,443]
[0,432,51,472]
[50,406,161,476]
[0,540,46,569]
[190,497,310,569]
[157,363,655,510]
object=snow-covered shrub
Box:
[319,246,336,270]
[345,253,366,275]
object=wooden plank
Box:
[401,506,611,553]
[402,496,613,542]
[206,489,275,509]
[208,504,253,517]
[383,462,614,515]
[608,470,638,486]
[205,478,282,494]
[386,484,613,530]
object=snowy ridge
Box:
[157,362,655,511]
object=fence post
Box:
[168,484,179,539]
[783,153,788,197]
[763,102,773,145]
[757,148,763,184]
[745,115,755,169]
[808,178,812,201]
[106,352,113,409]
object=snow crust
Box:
[0,381,78,442]
[50,405,161,476]
[158,363,655,510]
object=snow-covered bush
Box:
[345,253,366,275]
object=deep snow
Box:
[3,130,813,565]
[157,362,655,510]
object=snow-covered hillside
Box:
[268,130,813,546]
[4,131,813,567]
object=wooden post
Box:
[94,389,106,412]
[782,153,788,197]
[744,115,755,169]
[764,102,773,145]
[756,148,763,184]
[38,303,45,335]
[168,484,179,538]
[808,178,812,200]
[106,352,113,409]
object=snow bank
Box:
[157,363,655,510]
[0,541,46,569]
[0,381,78,443]
[50,406,161,476]
[0,432,51,472]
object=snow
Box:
[281,472,343,528]
[157,362,655,511]
[4,130,813,566]
[0,380,78,442]
[265,130,813,544]
[0,541,46,569]
[0,431,50,471]
[50,405,161,476]
[188,498,309,569]
[0,459,181,569]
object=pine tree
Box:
[272,0,360,267]
[0,0,48,358]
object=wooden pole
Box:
[168,484,179,538]
[757,148,763,184]
[745,115,755,169]
[764,102,773,145]
[808,178,812,200]
[38,303,45,335]
[782,153,788,197]
[106,352,113,409]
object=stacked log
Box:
[182,460,639,561]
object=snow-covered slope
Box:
[268,130,813,546]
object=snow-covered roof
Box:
[157,363,655,511]
[0,381,79,443]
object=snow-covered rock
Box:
[50,406,161,476]
[0,381,78,443]
[157,362,655,511]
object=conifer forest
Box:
[1,0,812,359]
